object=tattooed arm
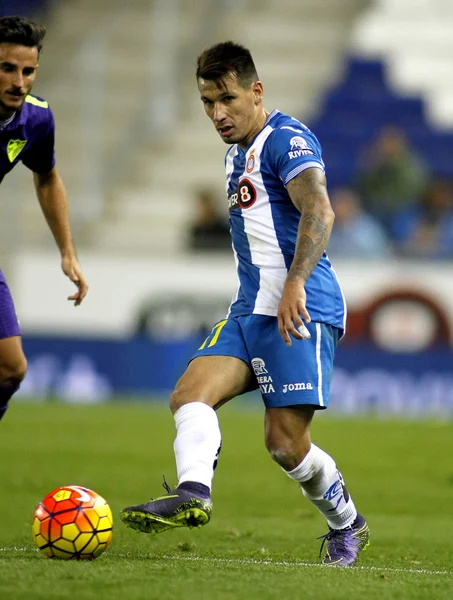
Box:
[287,167,334,280]
[277,168,335,346]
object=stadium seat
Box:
[0,0,50,17]
[308,57,453,187]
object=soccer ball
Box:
[32,485,113,560]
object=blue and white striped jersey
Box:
[225,109,346,331]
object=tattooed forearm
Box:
[288,214,330,281]
[286,169,334,282]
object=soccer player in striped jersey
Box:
[0,16,88,422]
[121,41,369,566]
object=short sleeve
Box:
[265,125,324,186]
[21,107,56,174]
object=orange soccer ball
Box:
[32,485,113,560]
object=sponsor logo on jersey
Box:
[260,382,275,394]
[282,382,314,393]
[246,150,255,173]
[228,178,257,211]
[290,136,309,150]
[252,358,275,393]
[252,358,268,376]
[7,139,27,162]
[288,135,314,159]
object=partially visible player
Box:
[0,16,88,422]
[121,42,369,566]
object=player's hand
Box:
[61,256,88,306]
[277,279,311,347]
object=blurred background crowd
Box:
[2,0,453,262]
[0,0,453,259]
[2,0,453,413]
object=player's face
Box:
[0,43,39,118]
[198,74,265,149]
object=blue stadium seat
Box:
[0,0,49,17]
[408,133,453,177]
[339,57,389,96]
[345,57,387,83]
[324,156,357,188]
[307,57,453,187]
[322,95,426,129]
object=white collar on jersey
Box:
[0,112,16,130]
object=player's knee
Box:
[169,384,216,414]
[267,445,298,470]
[0,355,28,387]
[169,385,192,414]
[265,436,310,471]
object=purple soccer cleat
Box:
[318,513,370,566]
[120,479,212,535]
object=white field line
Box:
[1,547,451,577]
[160,555,452,576]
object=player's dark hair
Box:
[0,15,46,54]
[196,41,258,88]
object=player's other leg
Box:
[251,318,369,566]
[0,275,27,421]
[265,405,369,566]
[120,352,252,534]
[0,336,27,421]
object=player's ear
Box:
[253,81,263,105]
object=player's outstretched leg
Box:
[120,479,212,534]
[120,402,220,534]
[285,444,370,566]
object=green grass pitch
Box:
[0,400,452,599]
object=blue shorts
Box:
[0,270,21,340]
[191,314,340,409]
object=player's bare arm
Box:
[278,167,335,346]
[33,167,88,306]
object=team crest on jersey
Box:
[251,358,268,376]
[288,135,313,160]
[7,139,27,162]
[246,150,255,173]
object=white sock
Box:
[173,402,221,491]
[285,444,357,529]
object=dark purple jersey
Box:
[0,94,55,338]
[0,93,55,184]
